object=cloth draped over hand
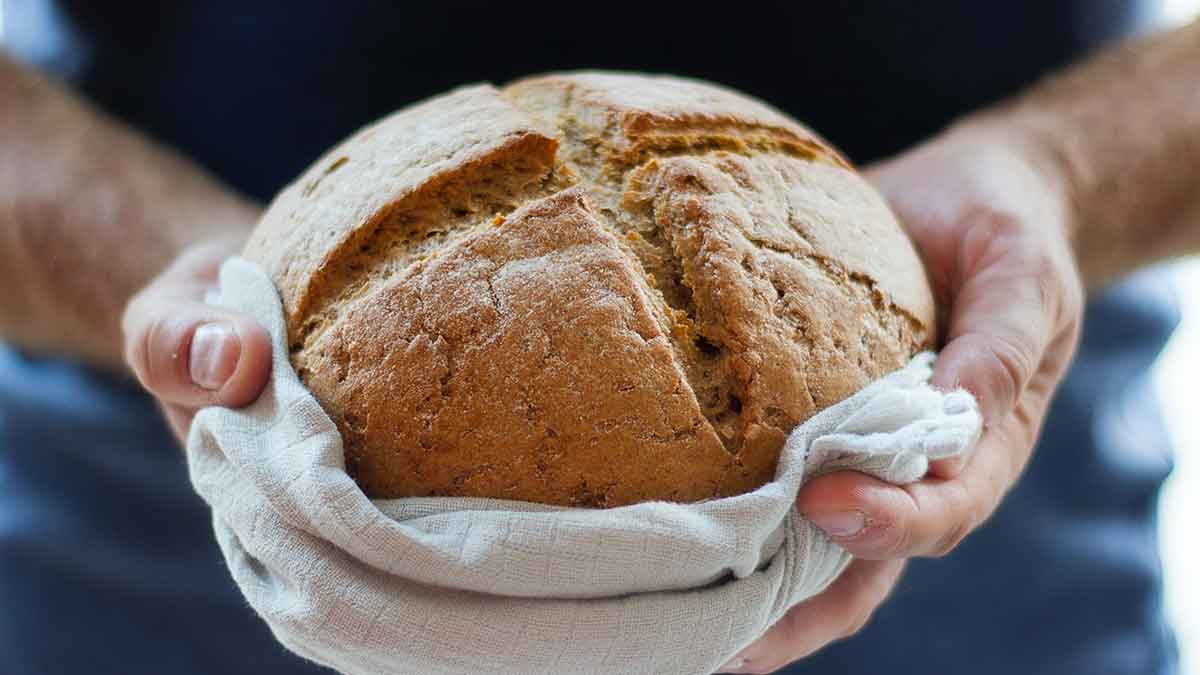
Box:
[186,258,981,675]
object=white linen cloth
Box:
[187,258,982,675]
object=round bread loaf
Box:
[244,72,935,508]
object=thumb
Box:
[123,296,272,409]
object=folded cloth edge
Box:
[186,257,982,675]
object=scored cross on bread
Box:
[244,72,934,507]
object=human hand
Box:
[723,122,1083,674]
[796,123,1084,559]
[122,235,272,443]
[717,558,905,673]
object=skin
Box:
[722,121,1084,674]
[121,235,272,438]
[727,21,1200,674]
[1,19,1197,675]
[0,54,259,370]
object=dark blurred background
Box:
[1,0,1197,673]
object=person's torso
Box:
[28,0,1155,196]
[1,2,1179,673]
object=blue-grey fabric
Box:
[0,1,1178,673]
[0,348,330,673]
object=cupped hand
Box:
[122,235,272,443]
[718,558,905,673]
[797,123,1084,560]
[722,123,1083,673]
[122,124,1084,674]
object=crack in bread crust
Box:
[292,134,573,358]
[247,73,935,507]
[309,189,737,506]
[505,80,929,478]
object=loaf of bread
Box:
[244,72,935,508]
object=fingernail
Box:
[808,510,866,539]
[190,323,240,390]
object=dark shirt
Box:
[0,1,1178,673]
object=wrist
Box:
[942,111,1079,247]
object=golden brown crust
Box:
[245,72,935,507]
[243,84,561,341]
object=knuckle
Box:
[1028,243,1059,278]
[983,209,1027,239]
[878,517,914,558]
[840,608,873,639]
[959,209,1022,273]
[135,314,189,393]
[1035,252,1083,332]
[923,482,978,558]
[867,495,920,558]
[1007,218,1082,333]
[122,317,150,378]
[985,333,1034,406]
[1056,274,1085,332]
[927,518,972,558]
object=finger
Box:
[160,402,195,447]
[719,559,905,674]
[123,295,271,410]
[927,455,966,480]
[164,232,249,284]
[798,471,976,560]
[797,384,1050,560]
[934,214,1060,426]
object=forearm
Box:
[0,53,260,370]
[958,20,1200,290]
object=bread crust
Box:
[245,72,935,507]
